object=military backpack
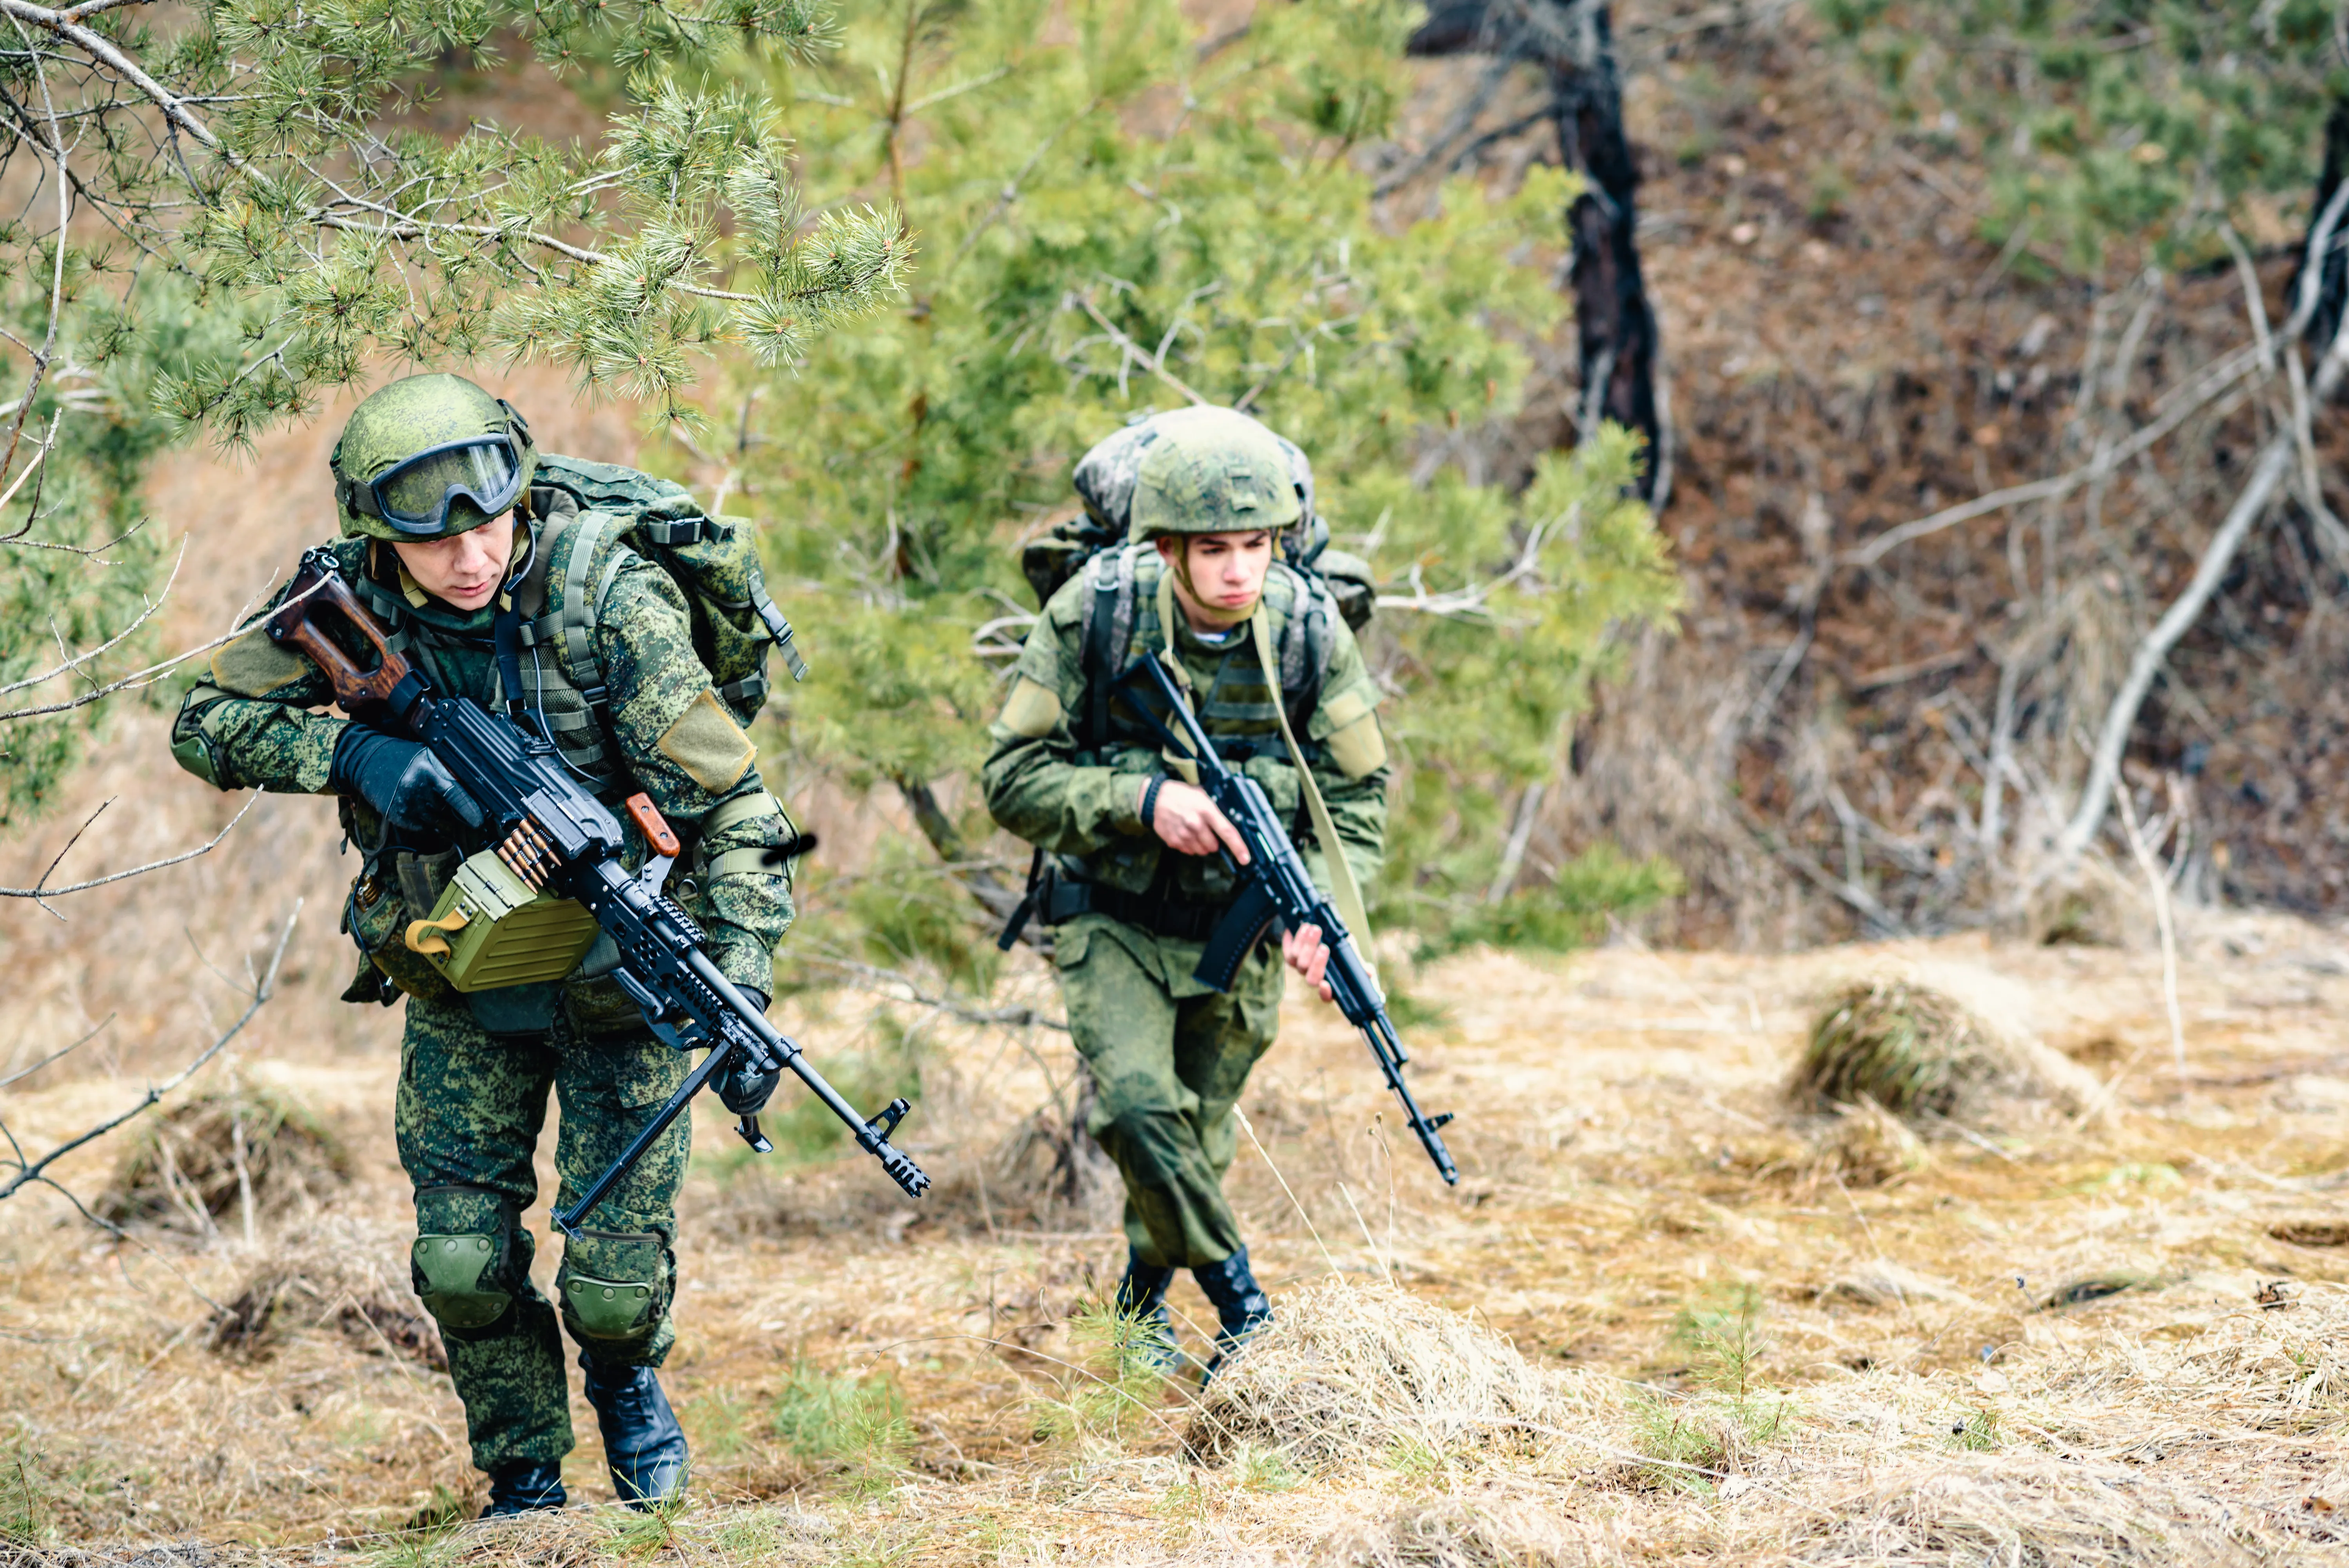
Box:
[1019,412,1375,746]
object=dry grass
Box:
[95,1087,350,1234]
[1188,1277,1578,1471]
[7,920,2349,1564]
[1790,971,2100,1127]
[205,1216,446,1370]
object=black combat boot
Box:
[1114,1250,1181,1374]
[479,1459,566,1518]
[1191,1245,1273,1382]
[579,1354,689,1510]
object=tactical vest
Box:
[350,490,728,790]
[1075,543,1342,760]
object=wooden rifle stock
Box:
[262,550,418,714]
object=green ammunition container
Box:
[405,848,601,992]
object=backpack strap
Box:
[559,512,614,719]
[1080,546,1137,749]
[1273,563,1336,736]
[749,578,810,684]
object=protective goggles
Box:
[338,431,528,537]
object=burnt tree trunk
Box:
[2294,97,2349,350]
[1409,0,1662,501]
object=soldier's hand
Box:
[1147,779,1250,864]
[1282,922,1335,1002]
[329,724,483,839]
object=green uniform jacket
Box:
[171,530,793,1017]
[981,546,1389,987]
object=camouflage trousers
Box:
[396,995,690,1471]
[1055,915,1284,1270]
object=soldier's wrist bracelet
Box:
[1140,774,1169,832]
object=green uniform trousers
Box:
[1056,915,1284,1270]
[395,996,690,1470]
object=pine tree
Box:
[672,0,1682,975]
[0,0,906,820]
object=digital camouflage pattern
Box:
[1070,406,1315,545]
[982,545,1388,1270]
[171,532,797,1011]
[398,996,687,1469]
[170,496,796,1474]
[1053,915,1283,1267]
[330,373,534,542]
[1127,408,1303,542]
[983,548,1386,903]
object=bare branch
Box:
[1070,290,1209,406]
[2051,435,2294,868]
[0,538,181,697]
[0,1013,112,1089]
[1844,343,2263,569]
[0,572,323,721]
[794,950,1069,1032]
[0,901,299,1208]
[0,792,260,909]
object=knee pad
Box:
[557,1230,672,1347]
[411,1185,520,1333]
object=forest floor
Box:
[5,915,2349,1565]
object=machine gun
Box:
[1113,652,1458,1184]
[264,548,929,1232]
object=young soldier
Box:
[981,407,1389,1370]
[170,374,800,1515]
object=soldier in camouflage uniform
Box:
[982,408,1389,1372]
[170,374,801,1514]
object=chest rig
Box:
[1076,544,1339,763]
[351,491,645,789]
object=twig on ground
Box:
[2114,784,2187,1083]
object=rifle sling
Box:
[1249,603,1380,996]
[1147,568,1380,995]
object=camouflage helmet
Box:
[329,372,535,541]
[1128,406,1305,543]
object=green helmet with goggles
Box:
[330,373,536,541]
[1127,407,1303,543]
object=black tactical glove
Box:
[330,725,485,840]
[717,988,781,1116]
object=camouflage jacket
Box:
[171,526,794,1020]
[982,545,1388,914]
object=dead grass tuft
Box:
[206,1218,445,1370]
[1803,1096,1928,1189]
[1790,974,2097,1127]
[1316,1498,1617,1568]
[2269,1218,2349,1249]
[95,1088,350,1234]
[1790,1455,2269,1566]
[1187,1276,1572,1472]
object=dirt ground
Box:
[5,909,2349,1565]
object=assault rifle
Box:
[265,547,929,1232]
[1113,652,1458,1184]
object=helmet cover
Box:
[1128,407,1305,543]
[330,373,536,541]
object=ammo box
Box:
[405,849,600,993]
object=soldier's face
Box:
[391,518,517,611]
[1159,529,1273,623]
